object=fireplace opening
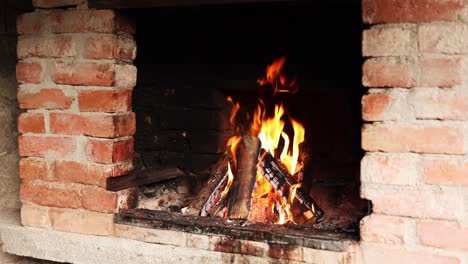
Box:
[116,0,369,246]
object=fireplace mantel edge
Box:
[0,209,354,264]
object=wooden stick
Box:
[187,153,230,214]
[258,149,324,223]
[200,170,228,216]
[227,135,261,220]
[106,166,185,192]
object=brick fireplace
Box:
[1,0,467,263]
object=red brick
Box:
[16,62,42,84]
[82,187,136,213]
[83,35,117,59]
[362,93,390,120]
[417,220,468,250]
[17,13,44,34]
[268,244,303,261]
[49,10,116,33]
[50,113,135,138]
[19,158,55,181]
[363,90,407,121]
[18,113,45,133]
[81,187,118,213]
[18,135,76,158]
[32,0,84,8]
[422,158,468,187]
[363,187,462,220]
[49,208,114,236]
[363,0,465,24]
[362,26,416,57]
[78,89,132,112]
[209,237,267,258]
[85,138,134,163]
[21,204,51,228]
[363,57,417,88]
[82,35,136,61]
[17,88,74,110]
[113,113,136,136]
[413,89,468,120]
[20,181,82,209]
[360,214,408,244]
[419,23,468,54]
[18,35,75,59]
[361,154,417,185]
[54,160,132,187]
[420,57,463,88]
[361,247,460,264]
[362,124,465,154]
[114,64,137,88]
[52,61,114,86]
[117,36,137,61]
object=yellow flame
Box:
[275,203,286,225]
[220,162,234,197]
[257,104,285,156]
[289,183,301,204]
[280,132,289,163]
[274,196,293,225]
[223,57,306,225]
[226,136,241,168]
[291,118,305,175]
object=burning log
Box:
[200,170,229,217]
[187,153,230,215]
[258,149,324,224]
[227,135,261,220]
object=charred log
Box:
[200,170,229,217]
[227,135,261,220]
[258,149,324,224]
[187,152,231,215]
[106,166,186,192]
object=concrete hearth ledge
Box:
[0,209,352,264]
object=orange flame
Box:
[227,96,240,126]
[257,56,298,95]
[231,100,305,224]
[223,57,305,224]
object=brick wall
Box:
[359,0,468,263]
[17,0,138,236]
[13,0,468,262]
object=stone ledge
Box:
[116,209,358,252]
[0,210,353,264]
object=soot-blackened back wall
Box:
[131,1,368,229]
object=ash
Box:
[138,177,195,212]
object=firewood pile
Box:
[186,135,324,225]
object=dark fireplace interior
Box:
[121,0,369,240]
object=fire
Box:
[257,56,298,95]
[222,56,307,225]
[220,163,234,197]
[255,104,305,224]
[218,136,241,204]
[226,100,305,224]
[226,136,242,168]
[227,96,240,126]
